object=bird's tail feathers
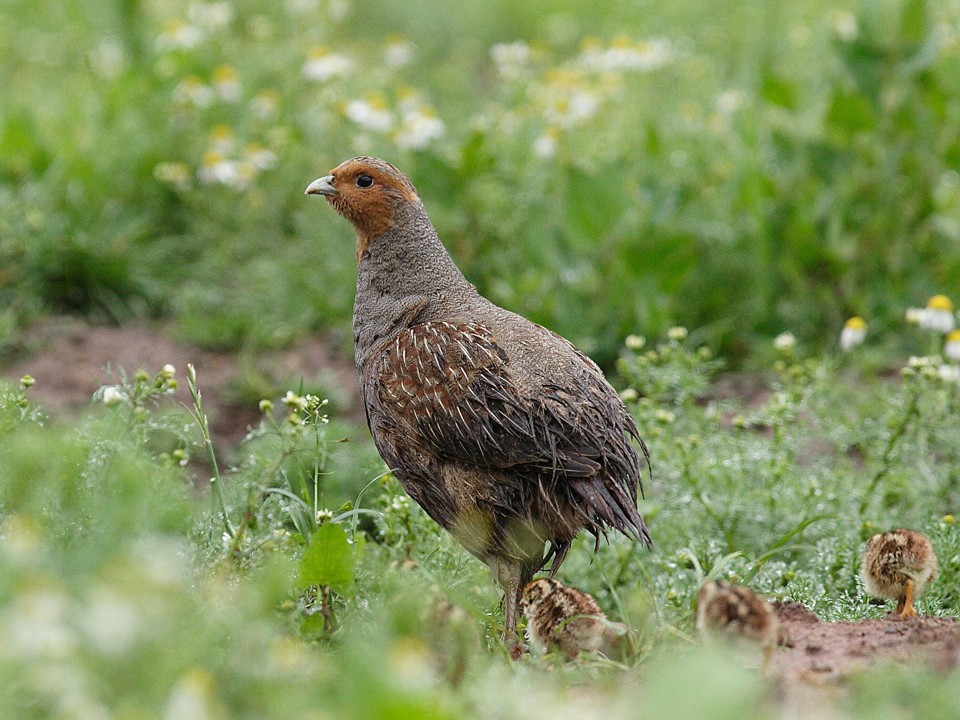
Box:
[571,479,652,549]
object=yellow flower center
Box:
[927,294,954,311]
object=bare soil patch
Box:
[772,600,960,683]
[2,317,361,449]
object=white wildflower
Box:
[579,37,673,72]
[316,508,334,523]
[165,669,217,720]
[716,89,746,115]
[384,37,414,68]
[625,334,646,350]
[79,587,141,656]
[345,97,394,133]
[830,11,858,42]
[156,19,205,51]
[939,364,960,384]
[394,107,445,150]
[90,38,127,78]
[8,590,77,658]
[208,125,235,154]
[302,47,353,81]
[668,326,688,342]
[773,332,796,353]
[250,89,280,120]
[905,307,926,325]
[920,295,956,333]
[197,151,240,187]
[390,495,411,512]
[172,76,214,107]
[945,330,960,362]
[188,1,234,30]
[329,0,350,21]
[544,87,599,128]
[532,129,559,159]
[491,41,532,79]
[281,391,308,411]
[154,162,192,191]
[243,143,276,170]
[101,386,128,407]
[839,316,867,351]
[212,64,242,102]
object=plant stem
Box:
[186,364,235,539]
[858,386,920,516]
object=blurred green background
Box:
[3,0,958,366]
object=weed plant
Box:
[4,312,960,717]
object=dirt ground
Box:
[1,317,362,449]
[770,600,960,703]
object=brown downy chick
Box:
[521,578,623,659]
[306,158,652,648]
[696,580,780,669]
[862,529,938,619]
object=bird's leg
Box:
[898,578,918,619]
[494,560,527,658]
[500,566,520,643]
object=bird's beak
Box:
[305,175,338,196]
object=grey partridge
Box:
[696,580,780,643]
[862,529,938,619]
[306,157,651,645]
[521,577,625,658]
[696,579,780,670]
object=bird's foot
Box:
[898,604,919,620]
[897,579,918,619]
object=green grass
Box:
[2,0,960,362]
[3,322,960,718]
[4,0,960,716]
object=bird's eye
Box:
[356,174,374,188]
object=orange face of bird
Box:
[305,157,421,260]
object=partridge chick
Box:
[306,157,651,646]
[521,578,622,659]
[862,529,938,619]
[696,580,780,669]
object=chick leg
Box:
[898,578,918,619]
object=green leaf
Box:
[761,72,798,111]
[900,0,928,45]
[298,522,354,592]
[300,612,326,637]
[825,89,875,136]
